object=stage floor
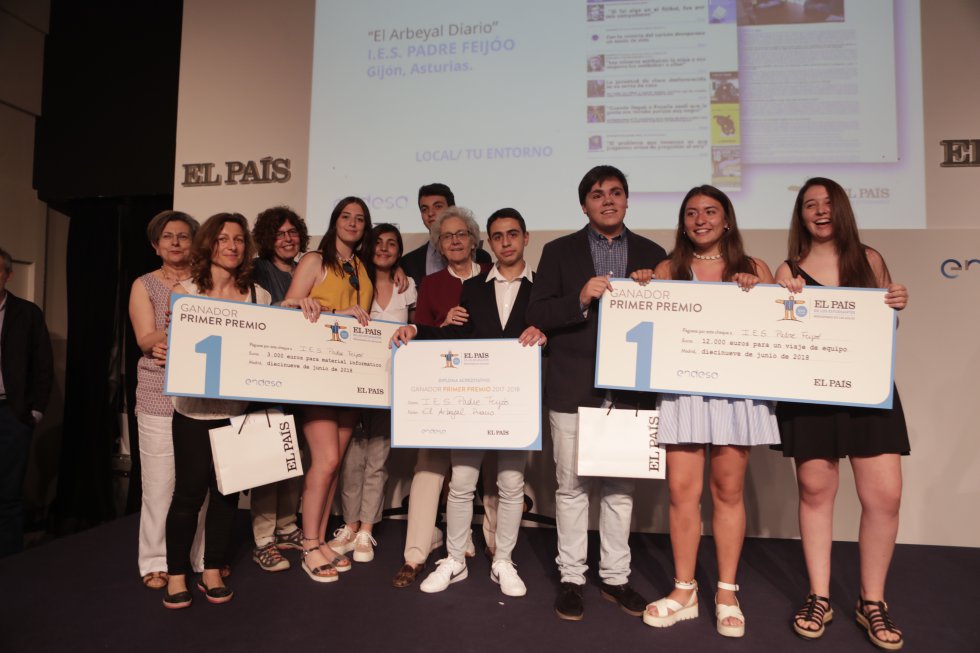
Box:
[1,513,975,652]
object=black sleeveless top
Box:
[775,266,910,459]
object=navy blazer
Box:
[414,270,533,340]
[0,292,54,424]
[402,242,493,289]
[525,226,666,413]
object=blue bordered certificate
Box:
[596,279,896,408]
[164,294,403,408]
[391,339,542,449]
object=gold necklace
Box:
[160,266,191,286]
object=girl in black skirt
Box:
[774,178,909,651]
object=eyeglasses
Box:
[439,230,471,243]
[342,260,360,292]
[160,233,190,243]
[275,228,299,241]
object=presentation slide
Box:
[306,0,923,234]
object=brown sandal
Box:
[142,571,169,590]
[392,562,425,589]
[856,598,903,651]
[793,594,834,639]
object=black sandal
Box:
[856,598,903,651]
[196,576,234,604]
[793,593,834,639]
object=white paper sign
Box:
[391,339,542,450]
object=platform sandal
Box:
[643,579,698,628]
[301,537,339,583]
[715,581,745,638]
[319,541,352,572]
[793,593,834,639]
[856,598,903,651]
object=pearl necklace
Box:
[692,252,723,261]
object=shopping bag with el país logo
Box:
[208,408,303,495]
[576,406,665,479]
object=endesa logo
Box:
[940,258,980,279]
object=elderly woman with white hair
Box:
[390,206,491,588]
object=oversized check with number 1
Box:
[596,279,896,408]
[164,295,402,408]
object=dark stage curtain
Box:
[50,198,172,534]
[34,0,184,537]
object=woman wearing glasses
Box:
[129,210,204,591]
[247,207,311,573]
[391,206,491,588]
[283,197,374,582]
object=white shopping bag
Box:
[576,407,666,479]
[209,408,303,495]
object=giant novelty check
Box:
[165,295,402,408]
[596,280,896,408]
[391,339,542,450]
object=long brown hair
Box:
[317,197,374,274]
[190,212,255,294]
[788,178,881,288]
[669,185,755,281]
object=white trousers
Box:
[550,410,634,585]
[446,449,525,562]
[137,412,205,576]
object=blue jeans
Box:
[0,405,32,557]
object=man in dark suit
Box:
[392,208,545,598]
[526,166,667,621]
[0,247,54,557]
[400,183,492,287]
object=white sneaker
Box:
[464,529,476,558]
[429,527,444,553]
[419,557,467,593]
[490,559,527,597]
[353,530,377,563]
[328,526,356,554]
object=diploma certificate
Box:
[391,339,542,450]
[596,280,896,408]
[165,295,402,408]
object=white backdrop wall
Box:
[174,0,980,547]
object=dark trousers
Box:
[0,404,32,557]
[166,411,239,574]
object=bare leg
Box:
[708,445,749,627]
[663,445,705,607]
[300,406,352,572]
[794,457,839,631]
[851,454,903,645]
[317,410,356,538]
